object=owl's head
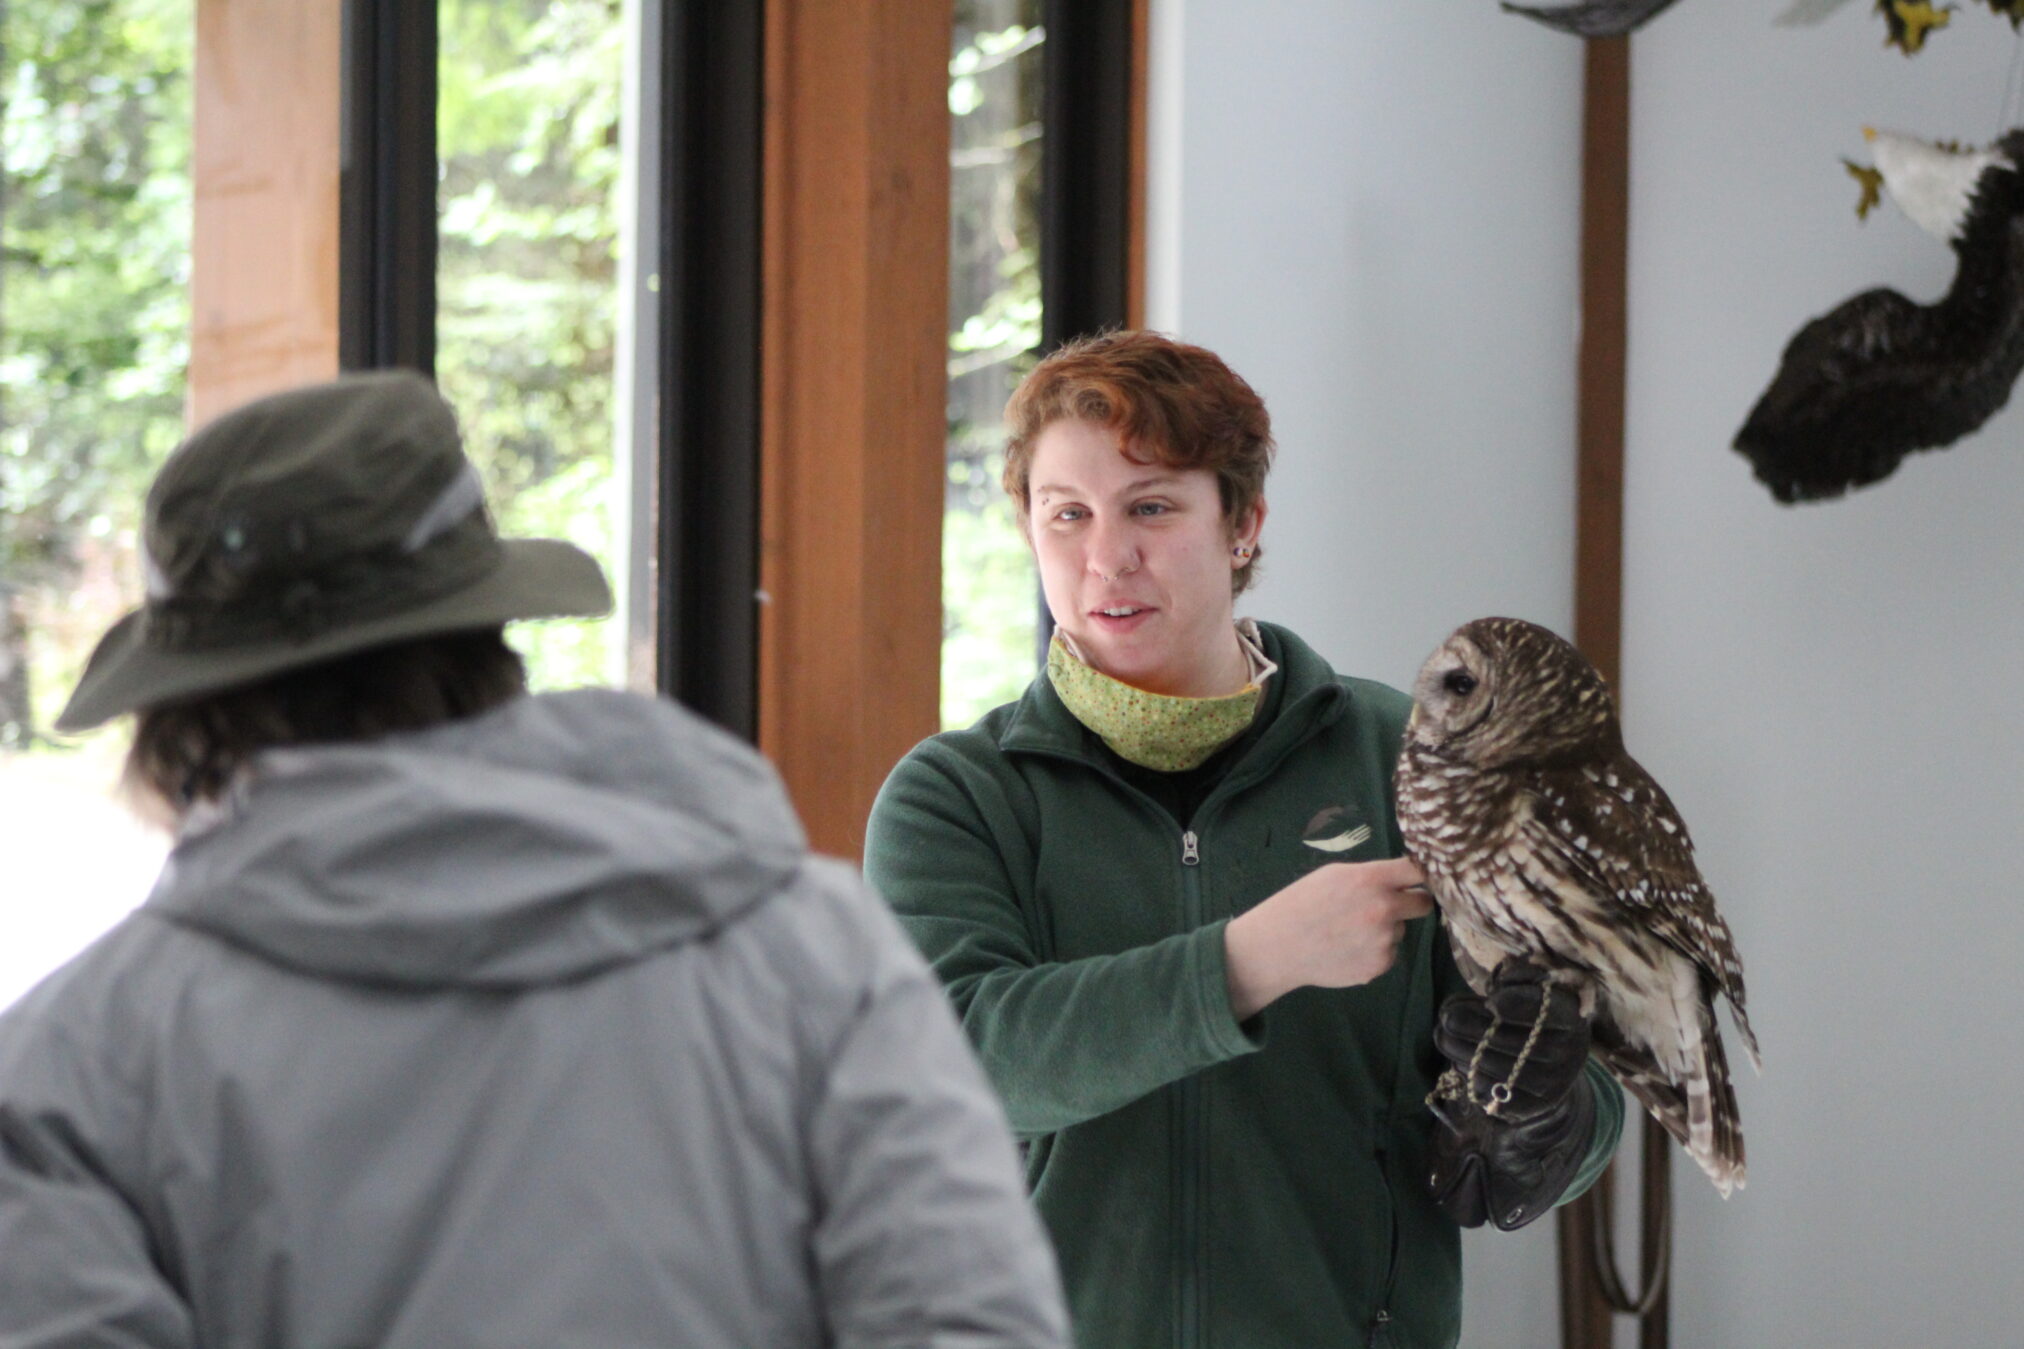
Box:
[1406,617,1619,769]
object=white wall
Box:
[1152,1,2024,1346]
[1146,4,1584,1344]
[1147,1,1585,696]
[1626,6,2024,1345]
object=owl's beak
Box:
[1407,704,1422,730]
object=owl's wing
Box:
[1520,756,1760,1069]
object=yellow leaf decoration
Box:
[1879,0,1955,52]
[1843,159,1885,220]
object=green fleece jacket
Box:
[865,622,1622,1349]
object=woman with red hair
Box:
[868,331,1623,1347]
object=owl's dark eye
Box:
[1442,669,1478,697]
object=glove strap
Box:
[1429,982,1558,1118]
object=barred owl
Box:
[1396,617,1760,1197]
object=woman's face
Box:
[1026,418,1264,697]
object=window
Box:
[436,0,626,690]
[0,0,191,1006]
[0,0,644,1009]
[351,0,761,728]
[942,0,1137,730]
[943,0,1046,729]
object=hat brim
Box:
[55,538,613,733]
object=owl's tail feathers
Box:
[1595,1028,1747,1199]
[1693,1027,1747,1198]
[1728,995,1763,1074]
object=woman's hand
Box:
[1223,858,1432,1020]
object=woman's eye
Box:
[1054,507,1087,523]
[1132,501,1170,517]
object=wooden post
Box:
[1572,34,1628,698]
[1564,30,1673,1349]
[190,0,343,426]
[1559,1179,1616,1349]
[758,0,951,859]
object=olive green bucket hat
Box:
[56,370,612,732]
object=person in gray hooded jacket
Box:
[0,372,1069,1349]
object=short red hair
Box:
[1002,330,1275,593]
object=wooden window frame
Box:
[190,0,345,426]
[756,0,951,857]
[760,0,1146,858]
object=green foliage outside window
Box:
[0,0,625,762]
[0,0,192,749]
[3,0,1041,744]
[437,0,623,692]
[943,2,1045,730]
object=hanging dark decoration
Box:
[1507,0,2017,39]
[1500,0,1680,36]
[1734,129,2024,503]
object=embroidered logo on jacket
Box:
[1300,805,1371,854]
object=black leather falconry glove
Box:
[1425,961,1597,1232]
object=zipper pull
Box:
[1181,830,1200,866]
[1367,1308,1392,1348]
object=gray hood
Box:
[145,689,805,988]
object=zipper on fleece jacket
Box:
[1366,1149,1401,1347]
[1007,743,1221,1348]
[1007,722,1367,1347]
[1371,902,1437,1344]
[1177,829,1207,1349]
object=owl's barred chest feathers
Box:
[1396,741,1522,866]
[1395,743,1520,914]
[1396,743,1631,999]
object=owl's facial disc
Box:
[1410,636,1494,744]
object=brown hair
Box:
[126,628,527,814]
[1002,330,1275,593]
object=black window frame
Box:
[650,0,763,740]
[1039,0,1134,355]
[337,0,763,740]
[338,0,435,376]
[1023,0,1137,660]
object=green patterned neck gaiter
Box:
[1046,629,1268,772]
